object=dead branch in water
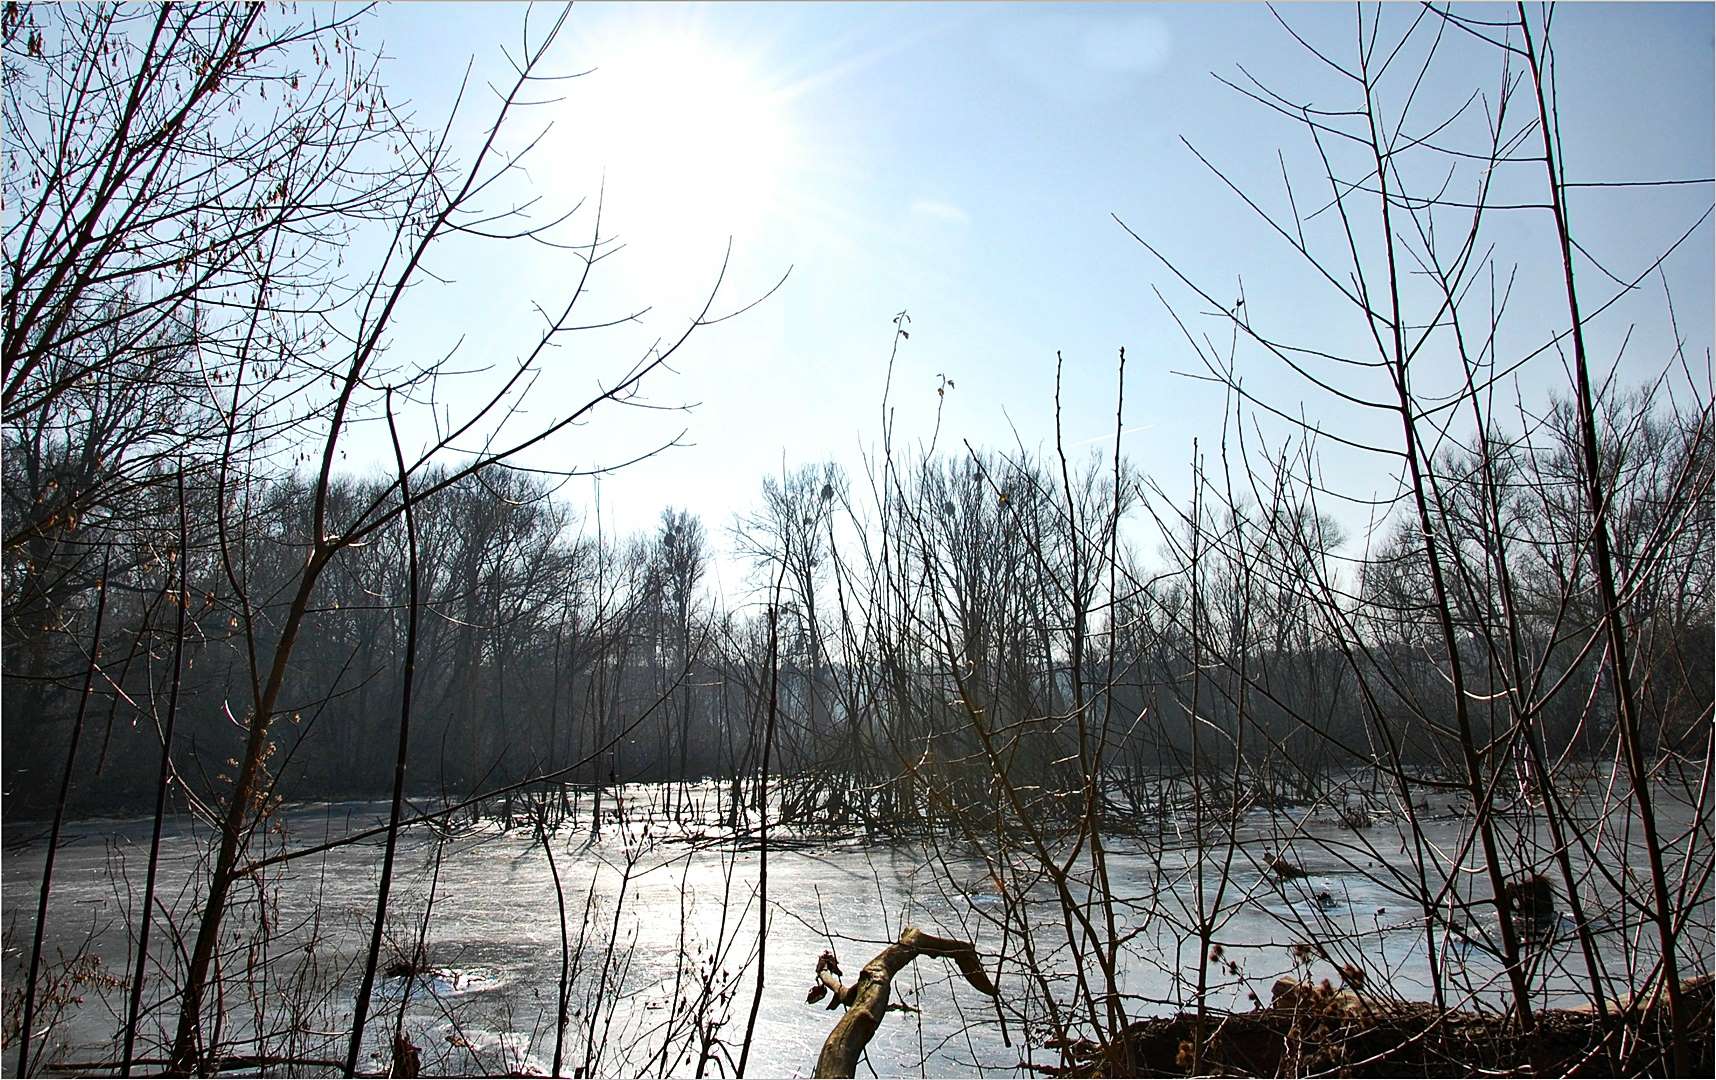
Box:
[805,929,997,1078]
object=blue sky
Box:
[354,2,1714,592]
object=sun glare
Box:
[577,29,795,253]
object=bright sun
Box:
[577,28,795,254]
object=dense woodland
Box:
[5,403,1712,820]
[2,3,1711,1078]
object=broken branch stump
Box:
[806,927,997,1078]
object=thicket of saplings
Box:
[3,2,1711,1077]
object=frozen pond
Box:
[4,778,1709,1076]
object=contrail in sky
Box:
[1071,423,1154,447]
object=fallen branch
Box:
[806,928,997,1078]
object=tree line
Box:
[7,380,1708,821]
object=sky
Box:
[342,2,1714,598]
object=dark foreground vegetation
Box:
[3,3,1711,1077]
[1075,973,1716,1078]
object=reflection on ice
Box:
[382,966,501,999]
